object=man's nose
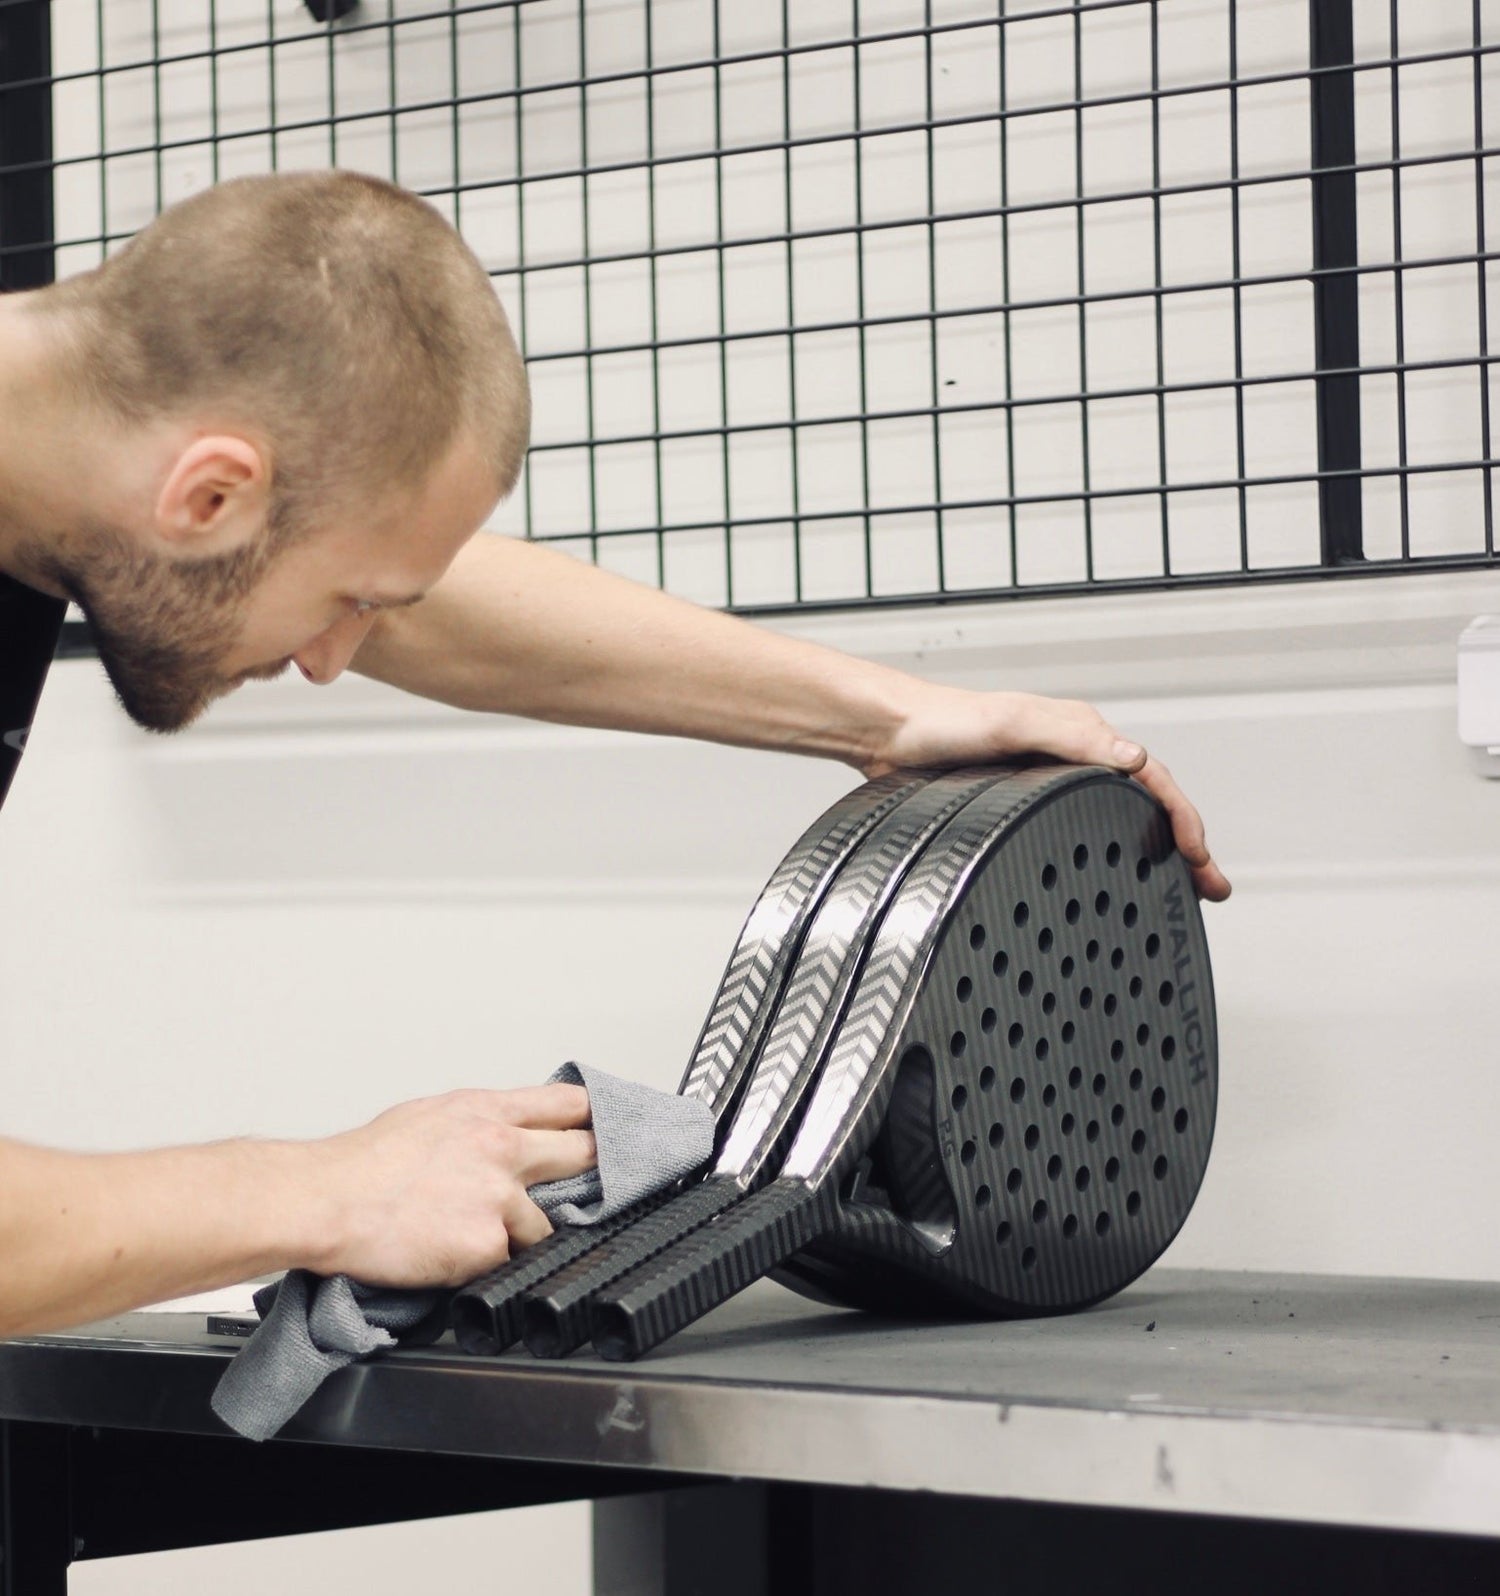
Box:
[293,613,376,686]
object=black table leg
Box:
[594,1483,773,1596]
[0,1420,73,1596]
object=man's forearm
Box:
[349,531,1232,900]
[0,1135,328,1337]
[352,533,917,768]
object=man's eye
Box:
[351,600,377,616]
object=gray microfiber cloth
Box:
[209,1062,714,1442]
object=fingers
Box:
[1131,756,1207,860]
[510,1125,599,1186]
[1128,756,1232,903]
[1060,700,1149,772]
[498,1187,554,1253]
[1011,696,1148,774]
[484,1083,592,1130]
[484,1116,597,1269]
[1014,698,1231,904]
[1192,859,1233,902]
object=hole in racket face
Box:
[873,777,1216,1312]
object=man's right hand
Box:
[305,1083,598,1289]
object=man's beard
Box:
[22,523,288,733]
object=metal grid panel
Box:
[2,0,1497,615]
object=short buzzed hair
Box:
[44,170,529,541]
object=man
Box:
[0,170,1229,1340]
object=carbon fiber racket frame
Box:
[590,767,1217,1359]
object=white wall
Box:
[58,1502,593,1596]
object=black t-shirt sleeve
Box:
[0,573,67,814]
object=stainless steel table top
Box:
[3,1269,1498,1539]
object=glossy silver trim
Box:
[785,768,1089,1183]
[715,767,1001,1181]
[679,771,919,1109]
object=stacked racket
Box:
[452,763,1217,1362]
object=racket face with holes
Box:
[774,769,1217,1317]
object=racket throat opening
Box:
[851,1043,959,1255]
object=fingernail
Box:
[1113,739,1143,765]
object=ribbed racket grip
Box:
[451,1191,677,1355]
[590,1181,836,1361]
[521,1179,745,1358]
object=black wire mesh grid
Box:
[0,0,1496,616]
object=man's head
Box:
[10,170,529,731]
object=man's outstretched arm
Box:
[353,533,1231,900]
[0,1085,596,1338]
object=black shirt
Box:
[0,573,66,815]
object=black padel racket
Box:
[590,765,1217,1359]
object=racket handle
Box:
[590,1181,834,1361]
[452,1191,675,1354]
[522,1179,745,1358]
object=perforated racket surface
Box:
[591,766,1217,1359]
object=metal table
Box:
[3,1269,1499,1594]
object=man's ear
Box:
[153,434,270,557]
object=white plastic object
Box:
[1457,616,1500,777]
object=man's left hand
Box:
[864,685,1231,903]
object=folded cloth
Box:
[209,1062,714,1442]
